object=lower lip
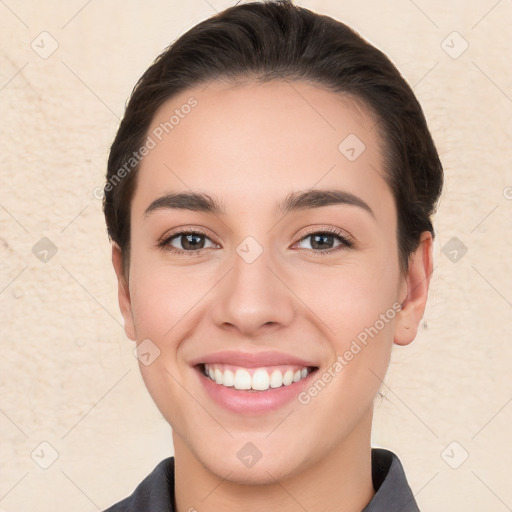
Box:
[195,366,318,415]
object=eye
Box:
[158,226,354,256]
[294,228,354,255]
[158,229,218,255]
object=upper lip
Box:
[190,350,319,368]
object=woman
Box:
[102,1,443,510]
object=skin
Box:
[111,79,433,512]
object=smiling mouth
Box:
[196,363,319,392]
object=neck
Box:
[173,408,375,512]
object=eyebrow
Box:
[143,189,375,219]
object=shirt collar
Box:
[361,448,420,511]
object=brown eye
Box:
[295,229,354,254]
[159,230,218,255]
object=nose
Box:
[211,246,295,336]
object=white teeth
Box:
[234,369,252,390]
[222,369,235,387]
[251,369,270,391]
[282,370,293,386]
[203,364,312,391]
[269,370,283,388]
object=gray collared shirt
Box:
[103,448,420,511]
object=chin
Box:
[203,454,299,486]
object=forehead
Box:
[132,79,394,226]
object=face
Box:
[113,79,431,484]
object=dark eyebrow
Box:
[277,189,375,219]
[144,191,224,217]
[143,189,374,219]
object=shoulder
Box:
[102,457,175,512]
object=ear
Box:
[394,231,433,346]
[111,241,136,341]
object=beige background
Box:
[1,0,511,510]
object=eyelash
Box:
[157,226,354,257]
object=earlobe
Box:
[394,231,433,346]
[111,242,136,341]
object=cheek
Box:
[128,264,202,427]
[298,251,399,402]
[300,273,397,426]
[301,253,400,339]
[129,262,210,341]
